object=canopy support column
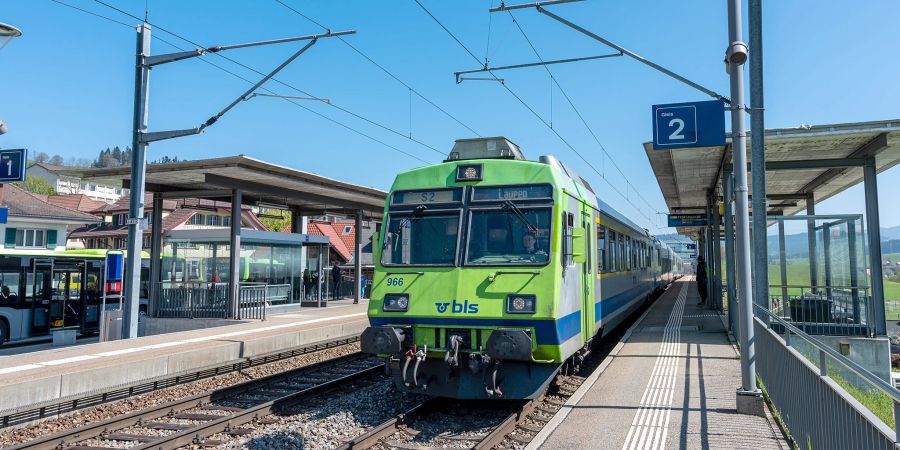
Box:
[864,158,886,336]
[229,189,242,319]
[354,210,363,304]
[724,168,737,333]
[148,193,164,317]
[806,194,818,294]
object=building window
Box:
[16,229,46,248]
[88,184,96,191]
[190,214,204,225]
[116,214,125,226]
[206,215,220,226]
[342,226,352,235]
[223,216,231,227]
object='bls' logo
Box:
[435,299,479,314]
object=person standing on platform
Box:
[696,255,708,306]
[331,262,342,300]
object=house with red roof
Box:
[69,195,267,250]
[0,184,100,251]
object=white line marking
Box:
[622,281,687,450]
[39,355,100,366]
[0,311,369,375]
[0,364,43,375]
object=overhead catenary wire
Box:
[93,0,446,159]
[505,9,662,225]
[413,0,660,227]
[272,0,482,138]
[48,0,430,164]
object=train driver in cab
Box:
[522,231,548,262]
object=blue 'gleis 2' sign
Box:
[652,100,726,149]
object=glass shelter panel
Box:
[766,215,872,336]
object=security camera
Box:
[0,119,7,135]
[726,41,748,65]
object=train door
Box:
[29,259,53,335]
[580,206,594,342]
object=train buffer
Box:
[529,277,789,449]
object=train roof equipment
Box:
[446,136,526,162]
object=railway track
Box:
[0,335,360,429]
[333,376,579,450]
[334,288,659,450]
[8,352,383,450]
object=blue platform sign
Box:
[652,100,726,149]
[0,208,7,225]
[668,213,708,227]
[0,149,27,183]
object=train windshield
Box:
[466,208,551,265]
[382,214,460,266]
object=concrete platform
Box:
[528,278,790,450]
[0,300,369,413]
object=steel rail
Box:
[8,352,379,450]
[0,335,360,428]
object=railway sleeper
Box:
[518,422,544,433]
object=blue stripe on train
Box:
[369,310,582,346]
[594,283,654,322]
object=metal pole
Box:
[148,193,164,317]
[123,23,151,339]
[778,221,789,306]
[749,0,769,313]
[354,210,363,304]
[848,221,861,324]
[712,197,723,310]
[726,0,762,408]
[724,168,737,332]
[864,158,887,335]
[229,189,242,319]
[807,194,818,293]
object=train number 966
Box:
[386,277,404,286]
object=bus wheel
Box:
[0,320,9,346]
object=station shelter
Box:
[67,155,387,320]
[644,119,900,374]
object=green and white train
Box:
[361,137,685,399]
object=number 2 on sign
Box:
[668,118,685,140]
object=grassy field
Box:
[760,258,900,319]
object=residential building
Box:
[69,195,267,250]
[0,184,100,252]
[27,162,127,203]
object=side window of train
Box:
[596,225,606,273]
[562,212,574,267]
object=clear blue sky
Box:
[2,1,898,232]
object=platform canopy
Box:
[63,155,388,217]
[644,119,900,235]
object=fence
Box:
[754,305,899,449]
[768,284,874,336]
[156,282,268,320]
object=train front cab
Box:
[362,157,598,399]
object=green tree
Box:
[258,210,291,232]
[16,175,57,195]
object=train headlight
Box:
[383,293,410,312]
[506,294,536,314]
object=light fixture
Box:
[0,23,22,51]
[383,293,410,312]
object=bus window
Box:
[0,271,21,306]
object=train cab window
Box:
[466,209,552,265]
[382,214,460,266]
[597,225,606,273]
